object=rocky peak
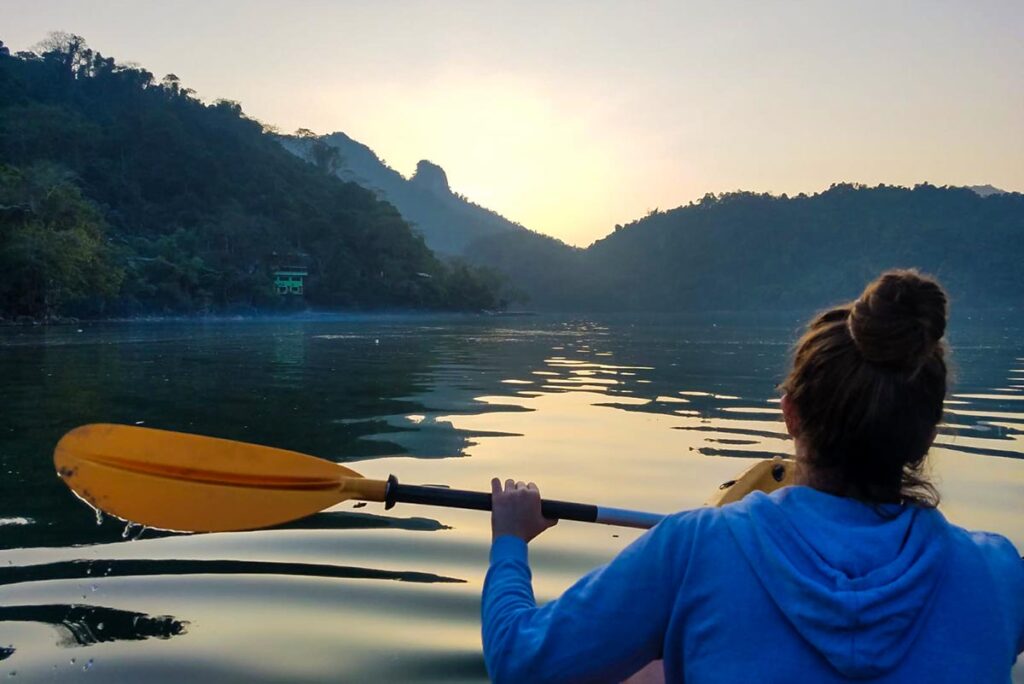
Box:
[410,160,450,195]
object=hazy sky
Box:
[3,1,1022,246]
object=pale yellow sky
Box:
[3,1,1022,246]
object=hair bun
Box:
[847,270,947,368]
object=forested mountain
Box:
[461,228,587,307]
[583,185,1023,312]
[0,34,503,318]
[490,184,1023,313]
[283,131,1023,315]
[2,35,1019,320]
[282,132,538,255]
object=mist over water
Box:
[1,316,1022,681]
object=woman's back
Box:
[483,486,1024,683]
[665,488,1024,682]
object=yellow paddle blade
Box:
[705,456,796,507]
[54,424,387,532]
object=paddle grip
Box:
[384,475,599,523]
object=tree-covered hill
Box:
[579,185,1024,313]
[462,228,588,308]
[0,34,503,318]
[457,184,1024,313]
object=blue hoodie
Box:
[482,486,1024,682]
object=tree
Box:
[0,164,122,316]
[161,73,181,94]
[36,32,93,79]
[310,138,342,174]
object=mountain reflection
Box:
[0,603,186,650]
[0,558,465,587]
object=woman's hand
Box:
[491,478,558,543]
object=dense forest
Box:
[464,185,1024,313]
[0,34,505,319]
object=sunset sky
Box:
[3,1,1022,246]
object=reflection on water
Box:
[0,558,464,587]
[1,315,1022,681]
[0,603,186,648]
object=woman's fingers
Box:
[488,476,556,542]
[492,477,543,496]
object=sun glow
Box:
[317,74,625,245]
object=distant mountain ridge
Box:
[409,181,1024,314]
[282,134,1023,315]
[281,132,548,255]
[965,184,1008,197]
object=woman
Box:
[482,270,1024,682]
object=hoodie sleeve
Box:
[482,514,693,683]
[1017,555,1024,655]
[972,531,1024,656]
[992,536,1024,656]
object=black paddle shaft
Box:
[383,475,599,523]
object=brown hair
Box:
[779,269,948,506]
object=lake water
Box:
[1,315,1022,682]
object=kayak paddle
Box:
[54,424,794,533]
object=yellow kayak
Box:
[705,456,797,507]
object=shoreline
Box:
[0,309,538,327]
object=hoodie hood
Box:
[722,486,951,678]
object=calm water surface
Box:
[1,315,1022,682]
